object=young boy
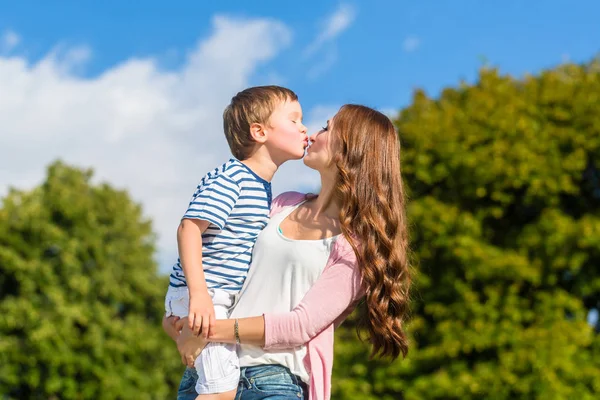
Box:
[164,86,308,400]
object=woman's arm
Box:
[175,315,266,346]
[207,315,266,345]
[262,249,363,349]
[162,315,181,341]
[203,248,363,348]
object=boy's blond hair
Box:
[223,85,298,160]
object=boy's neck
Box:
[239,152,278,183]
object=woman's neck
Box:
[311,173,341,219]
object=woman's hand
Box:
[176,319,208,367]
[162,315,181,341]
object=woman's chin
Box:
[302,159,320,172]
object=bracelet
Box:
[234,319,241,345]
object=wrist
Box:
[188,286,208,297]
[234,319,241,345]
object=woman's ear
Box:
[249,122,268,144]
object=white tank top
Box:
[230,202,338,382]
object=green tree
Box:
[0,161,181,399]
[332,59,600,399]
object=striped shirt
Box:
[169,158,272,293]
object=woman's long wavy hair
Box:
[332,104,411,360]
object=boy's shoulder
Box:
[199,158,269,194]
[219,158,269,188]
[197,158,229,177]
[220,158,245,178]
[202,159,244,184]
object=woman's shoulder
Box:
[270,191,310,216]
[330,235,357,263]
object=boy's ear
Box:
[249,122,268,144]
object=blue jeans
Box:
[235,365,307,400]
[176,365,306,400]
[177,368,199,400]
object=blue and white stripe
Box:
[169,159,272,293]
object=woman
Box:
[168,104,411,400]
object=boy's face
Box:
[264,100,308,164]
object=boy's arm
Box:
[178,171,241,337]
[177,218,214,337]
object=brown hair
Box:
[223,85,298,160]
[333,104,411,359]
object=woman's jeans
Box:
[176,365,307,400]
[236,365,307,400]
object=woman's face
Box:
[303,117,337,173]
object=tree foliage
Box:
[3,59,600,400]
[332,60,600,399]
[0,162,181,399]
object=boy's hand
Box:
[188,290,215,338]
[177,323,208,368]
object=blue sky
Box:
[2,1,598,110]
[0,0,598,270]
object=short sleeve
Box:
[182,173,241,230]
[270,191,308,217]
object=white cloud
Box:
[1,30,20,52]
[303,4,356,58]
[303,104,340,134]
[306,48,338,80]
[379,107,399,119]
[402,35,421,52]
[63,45,92,66]
[0,16,315,272]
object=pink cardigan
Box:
[262,192,365,400]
